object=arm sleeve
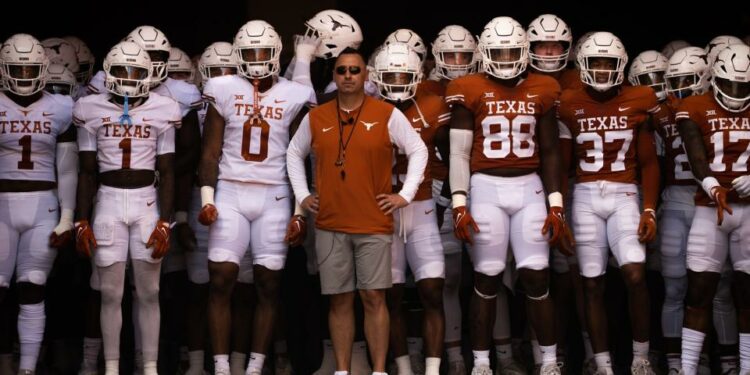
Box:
[157,126,176,155]
[55,141,78,211]
[388,109,428,203]
[292,56,314,89]
[76,126,97,152]
[287,114,313,204]
[449,128,472,206]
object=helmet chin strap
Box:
[119,94,133,126]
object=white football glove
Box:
[53,208,74,235]
[732,175,750,198]
[294,34,320,63]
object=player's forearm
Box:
[175,113,201,175]
[174,170,194,213]
[678,120,711,180]
[157,154,175,221]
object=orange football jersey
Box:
[392,92,451,201]
[445,72,561,173]
[675,93,750,206]
[558,68,584,91]
[309,95,396,234]
[557,85,660,184]
[654,97,695,186]
[418,79,446,98]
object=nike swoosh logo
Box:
[526,93,539,98]
[43,112,54,117]
[412,117,421,122]
[425,209,434,215]
[142,118,152,122]
[618,106,630,112]
[48,207,57,212]
[535,189,543,194]
[275,196,287,201]
[274,99,286,104]
[625,192,636,196]
[147,201,156,207]
[322,127,334,132]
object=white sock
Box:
[82,337,102,370]
[334,372,348,375]
[247,352,266,373]
[473,350,490,367]
[633,340,649,362]
[531,339,542,366]
[540,344,557,366]
[372,373,388,375]
[143,360,157,375]
[425,357,440,375]
[721,355,738,373]
[18,302,45,371]
[681,328,705,375]
[666,353,681,371]
[447,346,462,362]
[105,359,119,374]
[396,355,412,375]
[741,333,750,372]
[214,354,230,371]
[407,337,423,355]
[495,343,513,366]
[594,352,612,371]
[189,350,204,371]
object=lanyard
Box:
[334,97,365,180]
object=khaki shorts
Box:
[315,229,392,295]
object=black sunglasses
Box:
[335,66,362,75]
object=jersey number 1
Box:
[18,135,34,170]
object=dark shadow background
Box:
[3,0,749,65]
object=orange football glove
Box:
[198,204,218,226]
[49,230,72,248]
[638,209,657,243]
[147,220,171,259]
[710,186,733,225]
[542,206,575,256]
[453,206,479,245]
[284,215,307,247]
[74,220,97,258]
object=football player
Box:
[370,42,449,375]
[197,20,316,375]
[446,16,571,375]
[73,40,180,375]
[44,64,78,97]
[677,44,750,375]
[557,32,661,375]
[0,33,77,375]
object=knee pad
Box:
[664,276,688,304]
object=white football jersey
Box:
[0,92,73,182]
[202,75,316,185]
[73,92,181,172]
[86,70,106,95]
[152,78,202,118]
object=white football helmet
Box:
[167,47,195,81]
[0,34,49,96]
[63,36,96,83]
[103,41,152,97]
[304,9,363,59]
[384,29,427,62]
[571,31,595,67]
[527,14,572,72]
[371,42,423,102]
[41,38,80,75]
[477,17,529,79]
[661,40,691,59]
[45,63,77,97]
[198,41,238,83]
[126,25,171,84]
[432,25,477,79]
[628,50,669,101]
[577,32,628,92]
[233,20,282,79]
[664,46,710,99]
[705,35,744,67]
[711,43,750,112]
